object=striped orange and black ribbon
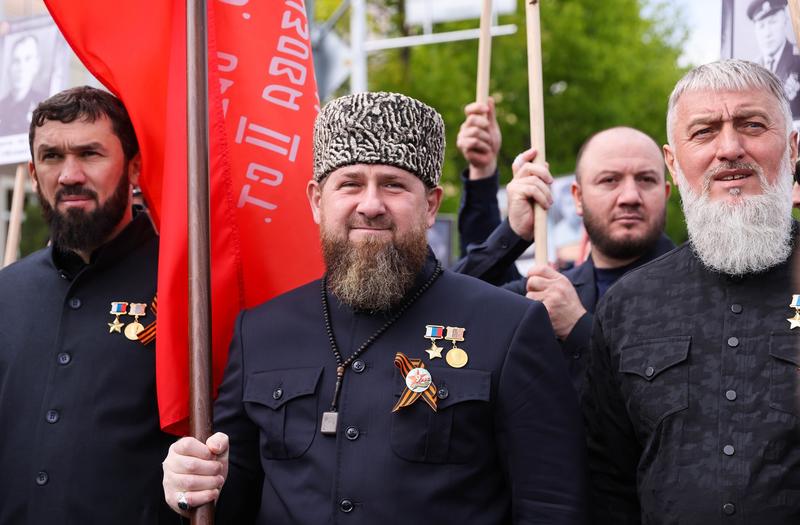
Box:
[392,352,437,412]
[137,295,157,346]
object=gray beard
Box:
[674,153,793,276]
[322,227,429,313]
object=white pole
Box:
[4,164,27,267]
[350,0,367,92]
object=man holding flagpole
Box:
[453,102,674,391]
[162,91,586,524]
[0,86,176,523]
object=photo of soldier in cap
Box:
[749,0,800,116]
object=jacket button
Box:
[57,352,71,365]
[644,366,655,378]
[572,352,581,360]
[727,337,739,348]
[730,304,742,314]
[723,444,735,456]
[722,503,735,515]
[351,360,365,373]
[272,388,283,400]
[69,297,82,309]
[345,426,360,440]
[339,499,354,513]
[725,390,737,401]
[45,410,60,424]
[36,471,49,486]
[59,271,69,280]
[437,387,449,400]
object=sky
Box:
[674,0,723,66]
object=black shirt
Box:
[0,214,178,524]
[583,232,800,524]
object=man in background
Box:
[0,86,175,523]
[454,101,673,389]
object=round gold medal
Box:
[124,322,144,341]
[445,348,468,368]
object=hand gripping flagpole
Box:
[187,0,213,523]
[525,0,548,265]
[476,0,493,103]
[3,164,27,267]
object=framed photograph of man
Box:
[722,0,800,126]
[0,15,69,164]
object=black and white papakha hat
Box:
[313,91,445,188]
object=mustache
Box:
[702,161,765,194]
[55,185,98,203]
[346,217,395,230]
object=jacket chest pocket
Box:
[619,336,690,431]
[769,333,800,417]
[391,367,491,464]
[243,367,323,460]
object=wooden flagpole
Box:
[525,0,548,265]
[187,0,213,523]
[476,0,493,103]
[788,1,800,48]
[3,164,27,267]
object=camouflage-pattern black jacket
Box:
[583,233,800,524]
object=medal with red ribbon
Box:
[392,352,438,412]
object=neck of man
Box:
[590,249,642,270]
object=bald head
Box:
[575,127,665,184]
[570,126,670,267]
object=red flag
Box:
[45,0,323,434]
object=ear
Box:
[571,180,583,217]
[663,144,679,188]
[307,179,322,225]
[425,186,444,228]
[28,160,38,193]
[790,130,798,166]
[128,153,142,186]
[664,177,672,199]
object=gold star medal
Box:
[444,326,469,368]
[424,324,444,359]
[124,303,148,340]
[787,294,800,329]
[108,302,128,333]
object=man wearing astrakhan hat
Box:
[749,0,800,117]
[161,92,586,524]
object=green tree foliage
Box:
[320,0,692,243]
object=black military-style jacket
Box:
[0,214,178,524]
[213,254,587,524]
[583,233,800,524]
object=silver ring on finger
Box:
[177,491,190,511]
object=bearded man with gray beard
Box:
[583,59,800,524]
[161,91,586,524]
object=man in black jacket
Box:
[584,58,800,524]
[161,91,586,524]
[454,109,673,389]
[0,86,176,523]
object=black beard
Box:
[582,205,665,261]
[38,170,130,254]
[322,225,429,313]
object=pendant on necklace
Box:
[321,411,339,435]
